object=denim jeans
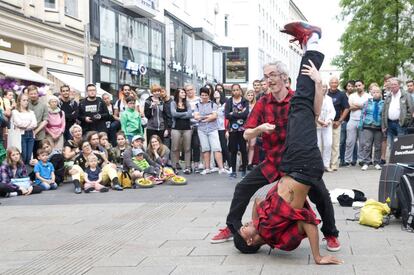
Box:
[36,181,58,191]
[340,121,358,164]
[21,131,34,164]
[387,120,407,150]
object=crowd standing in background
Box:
[0,72,413,199]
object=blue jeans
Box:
[21,131,34,164]
[36,181,58,190]
[387,120,407,150]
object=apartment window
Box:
[65,0,78,17]
[224,15,229,37]
[45,0,56,9]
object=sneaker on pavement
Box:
[324,236,341,252]
[200,169,211,175]
[210,227,233,244]
[375,164,382,170]
[100,187,109,193]
[229,172,237,178]
[361,164,369,171]
[210,167,219,173]
[280,21,322,47]
[219,168,230,174]
[194,167,201,174]
[74,187,82,194]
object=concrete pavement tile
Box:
[171,264,262,275]
[189,242,235,256]
[160,239,209,248]
[113,247,193,257]
[92,255,146,267]
[354,263,406,275]
[262,263,355,275]
[85,265,176,275]
[139,255,225,266]
[190,217,221,227]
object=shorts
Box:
[198,130,222,153]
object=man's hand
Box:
[333,121,341,129]
[314,255,344,265]
[301,60,322,84]
[259,123,276,134]
[85,117,93,123]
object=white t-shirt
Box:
[348,92,371,121]
[388,90,401,120]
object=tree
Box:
[333,0,414,86]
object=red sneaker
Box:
[324,236,341,252]
[210,227,233,244]
[280,21,322,47]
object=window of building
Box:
[65,0,78,17]
[99,7,116,59]
[224,47,248,83]
[150,24,163,71]
[45,0,56,9]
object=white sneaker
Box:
[210,167,219,173]
[375,164,382,170]
[200,169,211,175]
[361,164,369,171]
[219,168,231,174]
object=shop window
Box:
[118,15,149,66]
[45,0,56,9]
[65,0,78,18]
[183,32,193,70]
[150,26,163,71]
[100,7,116,59]
[224,47,248,83]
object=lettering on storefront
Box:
[125,60,147,75]
[101,58,112,65]
[45,49,83,67]
[172,61,182,72]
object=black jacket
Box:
[78,97,110,133]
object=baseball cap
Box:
[131,135,145,143]
[132,148,144,156]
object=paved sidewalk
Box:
[1,166,414,275]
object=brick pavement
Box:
[1,166,413,275]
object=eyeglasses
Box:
[263,72,283,81]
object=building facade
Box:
[90,0,166,97]
[0,0,97,95]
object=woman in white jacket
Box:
[317,84,336,172]
[10,93,37,164]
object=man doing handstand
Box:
[234,22,343,265]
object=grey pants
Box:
[360,128,382,164]
[345,119,361,163]
[171,129,192,168]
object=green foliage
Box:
[333,0,414,86]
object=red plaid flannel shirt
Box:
[253,184,320,251]
[244,90,294,183]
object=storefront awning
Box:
[0,63,52,84]
[48,71,110,98]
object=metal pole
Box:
[84,23,91,90]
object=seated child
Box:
[34,149,58,190]
[233,22,342,265]
[131,148,161,177]
[84,154,109,193]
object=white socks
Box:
[304,32,320,52]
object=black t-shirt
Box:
[74,153,105,170]
[327,89,350,121]
[174,106,191,130]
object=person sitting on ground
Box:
[147,134,171,167]
[84,154,109,193]
[123,135,160,182]
[86,131,109,162]
[34,148,58,190]
[31,139,65,185]
[99,131,112,152]
[108,131,130,170]
[63,124,84,193]
[233,22,343,265]
[71,141,123,192]
[0,147,42,197]
[131,148,161,179]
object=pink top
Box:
[45,110,66,139]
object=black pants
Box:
[146,129,164,146]
[191,127,200,163]
[228,131,247,172]
[109,120,121,147]
[218,130,230,166]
